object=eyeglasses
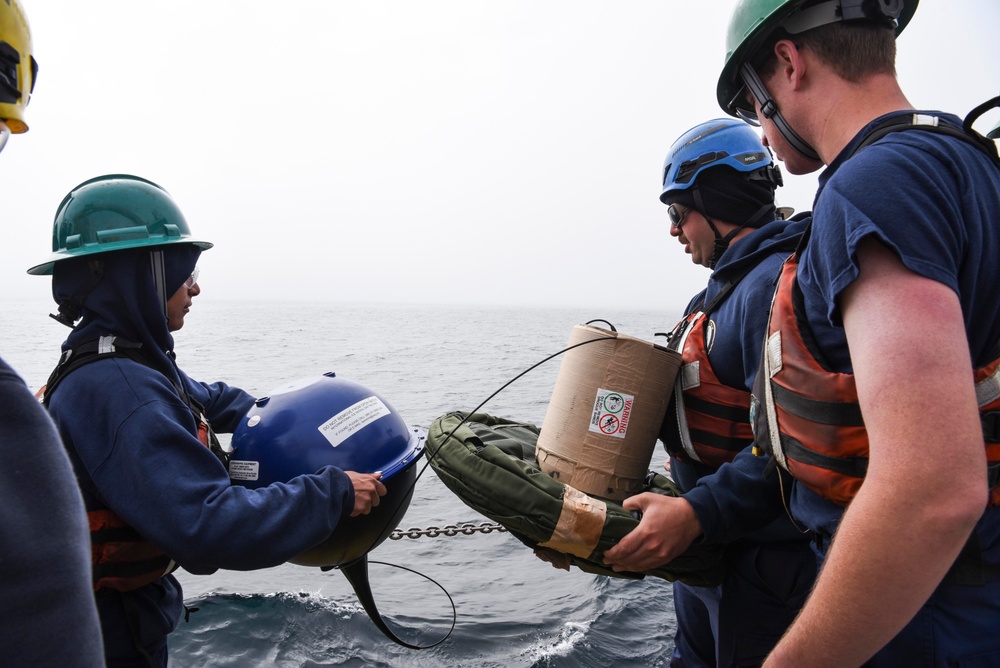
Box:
[732,63,781,129]
[0,120,9,155]
[736,105,761,128]
[730,87,761,127]
[184,266,200,289]
[668,204,691,229]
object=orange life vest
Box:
[88,406,219,592]
[88,510,177,593]
[752,254,1000,506]
[662,311,755,469]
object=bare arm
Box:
[765,239,987,667]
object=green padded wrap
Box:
[426,411,725,587]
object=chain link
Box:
[390,521,509,540]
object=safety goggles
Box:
[668,204,691,229]
[0,120,9,155]
[184,266,200,289]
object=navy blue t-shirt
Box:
[793,111,1000,549]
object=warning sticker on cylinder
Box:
[318,396,392,448]
[589,388,634,439]
[228,460,259,481]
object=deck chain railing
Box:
[389,521,508,540]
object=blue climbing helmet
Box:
[660,117,781,201]
[660,118,783,269]
[229,372,425,568]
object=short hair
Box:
[753,20,897,84]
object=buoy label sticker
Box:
[318,396,392,448]
[229,460,259,481]
[589,389,634,439]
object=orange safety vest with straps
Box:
[752,255,1000,507]
[660,231,802,470]
[661,311,755,469]
[88,413,217,592]
[750,111,1000,507]
[41,337,226,592]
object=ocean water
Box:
[4,299,684,667]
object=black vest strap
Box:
[42,337,146,405]
[683,393,753,424]
[698,234,801,317]
[770,382,865,427]
[779,433,869,479]
[853,112,1000,167]
[43,338,229,466]
[983,412,1000,444]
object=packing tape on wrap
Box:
[537,486,608,558]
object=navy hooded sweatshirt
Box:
[46,245,356,665]
[669,215,809,543]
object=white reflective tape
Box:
[680,362,701,391]
[977,367,1000,408]
[762,331,787,469]
[912,113,940,127]
[674,380,704,465]
[766,331,783,378]
[98,335,116,354]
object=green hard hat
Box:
[27,174,212,276]
[717,0,919,116]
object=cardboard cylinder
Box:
[536,324,681,500]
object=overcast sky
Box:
[2,1,997,311]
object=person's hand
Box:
[346,471,387,517]
[602,493,702,573]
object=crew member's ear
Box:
[772,39,808,92]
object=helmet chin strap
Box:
[150,250,168,322]
[740,63,821,162]
[693,188,776,270]
[692,188,728,269]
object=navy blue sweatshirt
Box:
[47,245,355,664]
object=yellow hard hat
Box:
[0,0,37,133]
